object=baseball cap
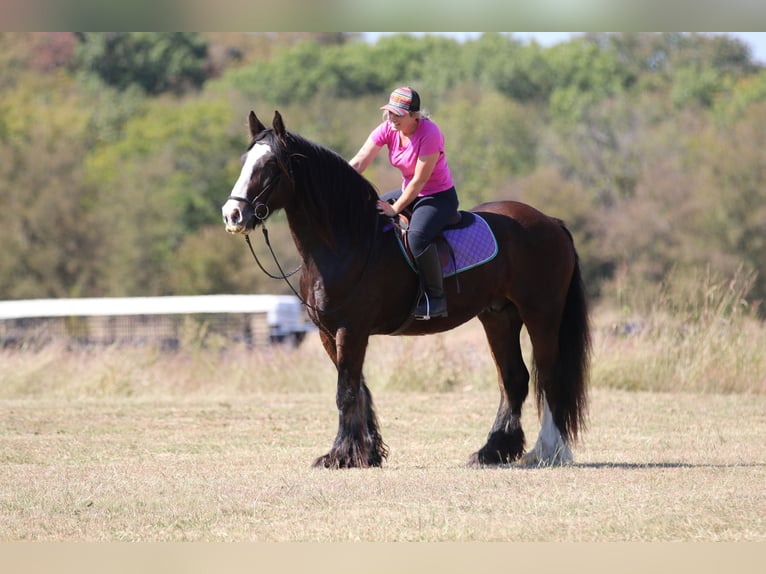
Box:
[380,86,421,116]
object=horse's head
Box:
[222,110,292,234]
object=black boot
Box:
[413,244,448,320]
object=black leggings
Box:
[381,187,459,257]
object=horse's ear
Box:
[248,111,266,138]
[272,110,287,140]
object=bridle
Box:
[227,161,303,287]
[226,171,282,225]
[228,143,380,320]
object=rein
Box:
[244,226,301,283]
[228,169,303,294]
[242,214,381,319]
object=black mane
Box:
[259,128,381,249]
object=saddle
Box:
[391,209,498,277]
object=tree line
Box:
[1,32,764,312]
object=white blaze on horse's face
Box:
[222,142,272,234]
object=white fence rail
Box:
[0,295,315,349]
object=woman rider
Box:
[349,86,459,319]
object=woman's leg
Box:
[407,188,458,319]
[407,188,459,257]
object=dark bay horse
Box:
[222,110,591,468]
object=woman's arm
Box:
[348,136,382,173]
[380,152,439,216]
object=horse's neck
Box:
[284,183,377,279]
[284,204,358,262]
[282,143,378,264]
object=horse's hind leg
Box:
[468,305,529,466]
[520,393,573,466]
[521,321,574,466]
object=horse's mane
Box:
[258,128,381,249]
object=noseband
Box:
[227,174,281,222]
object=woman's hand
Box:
[376,199,396,217]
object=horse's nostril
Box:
[224,208,240,225]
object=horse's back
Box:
[472,199,560,226]
[472,200,572,251]
[471,200,577,304]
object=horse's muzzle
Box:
[222,200,255,234]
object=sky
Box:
[365,32,766,64]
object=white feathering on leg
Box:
[520,394,573,466]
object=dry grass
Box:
[2,268,764,400]
[594,266,766,394]
[0,388,764,541]
[1,270,764,541]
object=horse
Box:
[222,110,591,468]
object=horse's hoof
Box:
[312,454,335,469]
[466,452,483,467]
[518,447,573,467]
[466,450,510,467]
[467,440,525,467]
[311,452,382,469]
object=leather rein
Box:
[227,174,303,290]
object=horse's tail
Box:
[540,226,592,444]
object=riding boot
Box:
[413,243,448,320]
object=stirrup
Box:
[413,293,447,320]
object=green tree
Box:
[438,88,539,206]
[694,102,766,302]
[168,221,299,296]
[459,33,553,103]
[218,33,465,108]
[82,98,242,295]
[715,69,766,121]
[543,92,668,208]
[75,32,209,96]
[0,75,108,299]
[546,36,636,125]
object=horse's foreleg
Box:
[468,307,528,466]
[312,327,388,469]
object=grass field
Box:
[1,383,764,541]
[1,272,765,542]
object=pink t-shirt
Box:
[370,118,454,196]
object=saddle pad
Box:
[394,213,498,277]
